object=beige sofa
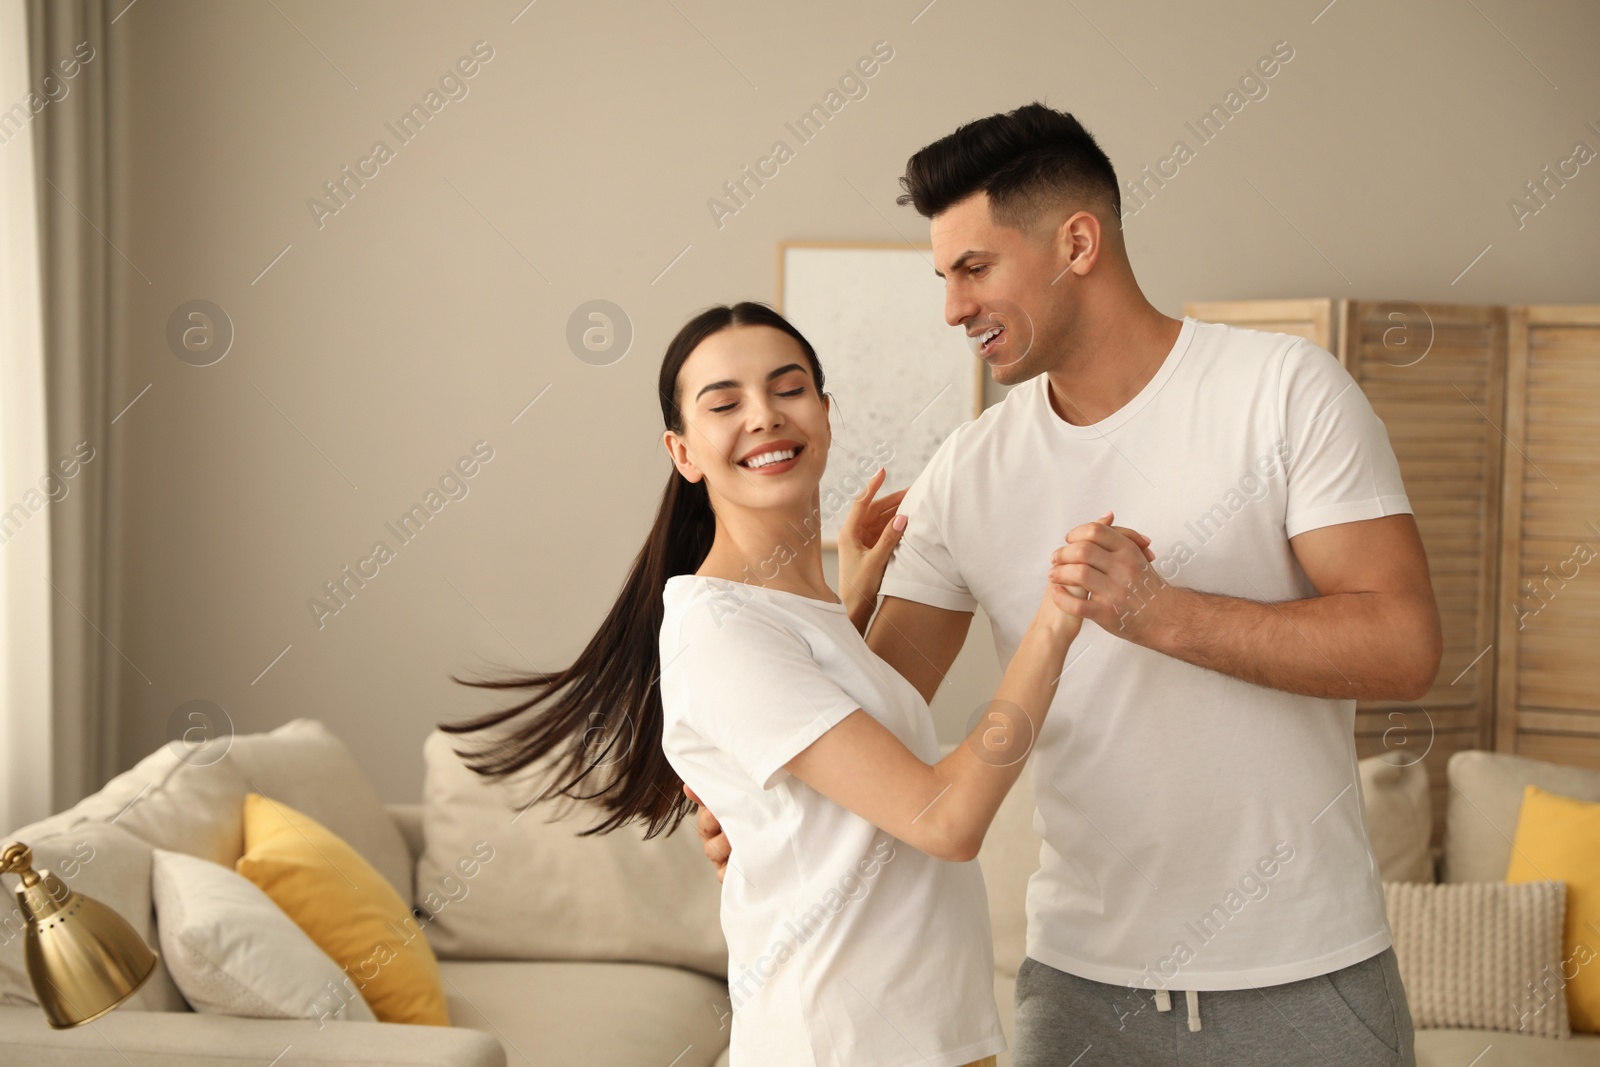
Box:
[0,719,1593,1065]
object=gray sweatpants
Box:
[1013,946,1416,1066]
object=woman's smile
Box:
[737,442,806,474]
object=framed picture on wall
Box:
[777,241,985,551]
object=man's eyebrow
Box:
[694,362,807,402]
[933,249,994,280]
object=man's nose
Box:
[945,284,977,328]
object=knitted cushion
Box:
[1384,880,1569,1039]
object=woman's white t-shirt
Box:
[659,574,1005,1067]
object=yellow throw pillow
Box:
[235,792,449,1025]
[1507,784,1600,1033]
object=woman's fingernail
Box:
[892,515,907,530]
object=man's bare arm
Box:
[865,595,974,705]
[1049,514,1443,701]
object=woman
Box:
[441,302,1111,1066]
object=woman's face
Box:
[663,324,830,516]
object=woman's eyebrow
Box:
[695,362,806,402]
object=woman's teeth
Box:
[742,447,799,469]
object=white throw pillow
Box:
[0,822,188,1012]
[416,729,725,976]
[150,848,376,1023]
[1384,879,1570,1039]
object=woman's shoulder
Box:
[661,575,807,651]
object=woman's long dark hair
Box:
[440,302,827,839]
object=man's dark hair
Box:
[896,102,1121,234]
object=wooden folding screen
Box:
[1495,306,1600,769]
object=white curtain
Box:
[0,0,54,833]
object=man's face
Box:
[931,190,1070,386]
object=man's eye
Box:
[970,265,988,276]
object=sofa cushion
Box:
[0,821,188,1012]
[1359,752,1433,883]
[236,794,448,1026]
[1507,785,1600,1033]
[416,729,725,976]
[6,739,246,868]
[1444,751,1600,883]
[227,719,415,907]
[0,1005,509,1066]
[152,848,377,1022]
[439,959,729,1067]
[1384,879,1569,1038]
[5,719,413,908]
[1415,1027,1600,1066]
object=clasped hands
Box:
[689,504,1166,884]
[839,470,1167,641]
[1048,509,1168,642]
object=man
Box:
[694,102,1440,1066]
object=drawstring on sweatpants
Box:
[1152,987,1203,1032]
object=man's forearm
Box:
[1140,585,1439,701]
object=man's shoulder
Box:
[921,376,1036,473]
[1188,316,1322,369]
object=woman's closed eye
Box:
[711,386,806,413]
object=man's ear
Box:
[1057,209,1102,275]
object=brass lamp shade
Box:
[1,841,159,1029]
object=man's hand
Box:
[684,784,729,884]
[1046,514,1165,641]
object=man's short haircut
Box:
[896,102,1121,236]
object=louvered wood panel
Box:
[1496,306,1600,769]
[1186,298,1337,351]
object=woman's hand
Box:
[837,468,907,635]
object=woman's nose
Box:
[746,399,781,430]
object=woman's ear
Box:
[662,429,704,484]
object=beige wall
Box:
[104,0,1599,799]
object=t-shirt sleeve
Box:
[673,607,863,790]
[877,432,979,614]
[1278,338,1413,540]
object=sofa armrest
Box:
[388,802,425,866]
[0,1007,505,1067]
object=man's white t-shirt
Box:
[879,316,1412,991]
[659,574,1006,1067]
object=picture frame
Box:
[776,241,986,551]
